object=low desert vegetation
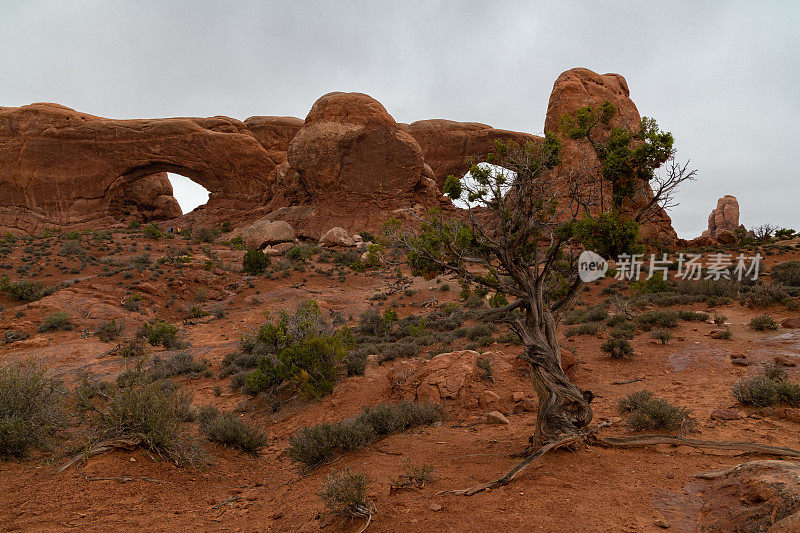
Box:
[601,337,633,359]
[38,311,73,333]
[319,468,374,522]
[389,461,436,492]
[287,402,443,467]
[96,319,124,342]
[197,406,268,454]
[0,360,67,458]
[242,249,270,275]
[138,319,186,349]
[0,276,53,302]
[749,315,779,331]
[733,364,800,407]
[618,390,697,432]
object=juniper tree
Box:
[389,102,694,447]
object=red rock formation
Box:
[109,172,182,221]
[0,103,274,233]
[542,68,678,244]
[243,116,304,168]
[702,195,741,238]
[262,92,450,237]
[402,120,541,188]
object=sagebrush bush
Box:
[0,360,66,457]
[319,468,373,518]
[650,328,672,345]
[678,310,709,322]
[734,363,800,407]
[38,311,73,333]
[82,376,203,466]
[96,319,124,342]
[390,462,436,491]
[149,352,210,380]
[601,337,633,359]
[637,310,679,330]
[749,315,779,331]
[198,406,267,454]
[288,402,442,467]
[565,322,601,337]
[618,390,696,431]
[771,260,800,287]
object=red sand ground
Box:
[1,230,799,532]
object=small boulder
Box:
[715,229,736,245]
[233,219,295,249]
[319,227,355,247]
[485,411,509,425]
[479,390,502,410]
[711,408,743,421]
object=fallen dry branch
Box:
[590,434,800,457]
[56,437,142,473]
[78,472,164,484]
[441,425,800,496]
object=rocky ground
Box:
[1,226,800,532]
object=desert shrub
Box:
[242,300,352,398]
[772,261,800,287]
[346,350,367,376]
[287,402,442,467]
[618,390,696,431]
[319,468,373,519]
[631,275,670,295]
[123,292,142,312]
[188,305,209,318]
[0,360,66,457]
[678,310,709,322]
[713,313,727,325]
[610,320,637,339]
[749,315,779,331]
[192,227,219,243]
[488,292,509,308]
[3,330,30,344]
[564,306,608,325]
[82,377,203,466]
[38,311,73,333]
[142,223,164,239]
[734,364,800,407]
[242,249,270,275]
[465,294,485,309]
[650,328,673,345]
[565,322,601,337]
[377,339,420,363]
[0,276,52,302]
[118,337,146,358]
[149,352,209,380]
[219,351,260,378]
[138,320,185,349]
[96,319,124,342]
[716,329,733,340]
[741,283,791,308]
[390,462,436,491]
[129,253,151,271]
[198,408,267,454]
[636,310,679,330]
[476,355,494,382]
[601,337,633,359]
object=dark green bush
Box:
[650,328,672,345]
[0,276,52,302]
[618,390,696,431]
[242,249,270,275]
[287,402,442,467]
[38,311,73,333]
[749,315,779,331]
[242,300,352,398]
[138,320,185,349]
[142,223,164,239]
[0,360,66,457]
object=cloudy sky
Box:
[2,1,798,237]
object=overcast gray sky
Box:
[2,1,798,237]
